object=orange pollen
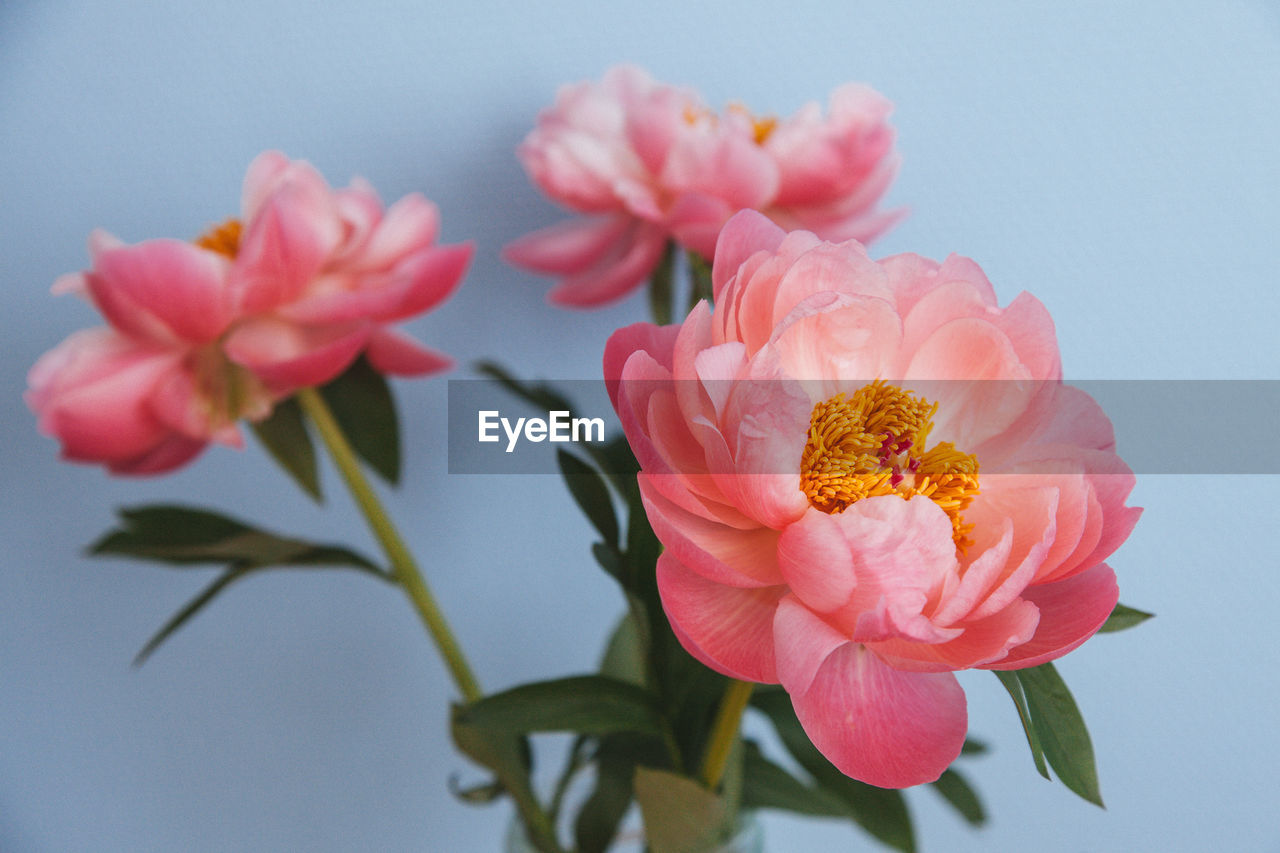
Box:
[726,102,778,145]
[194,218,242,258]
[799,381,981,551]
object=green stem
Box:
[699,679,756,789]
[297,387,483,703]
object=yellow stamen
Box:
[799,381,980,551]
[726,102,778,145]
[194,218,242,258]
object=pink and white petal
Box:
[640,476,782,587]
[657,552,784,683]
[777,510,857,612]
[546,221,667,307]
[773,595,853,695]
[353,193,441,272]
[224,317,370,391]
[110,434,207,476]
[711,211,789,302]
[365,328,452,376]
[90,239,234,344]
[984,563,1118,670]
[869,597,1039,672]
[235,176,344,313]
[503,215,632,275]
[240,150,293,220]
[791,644,967,787]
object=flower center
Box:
[194,218,242,258]
[727,102,778,145]
[799,381,980,550]
[682,102,778,145]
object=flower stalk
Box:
[297,386,483,702]
[699,679,756,790]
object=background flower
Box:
[606,211,1140,787]
[505,65,902,307]
[27,152,470,474]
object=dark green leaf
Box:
[600,611,647,687]
[250,397,321,501]
[320,356,400,484]
[960,737,990,756]
[634,766,728,853]
[448,775,505,804]
[930,768,986,826]
[132,567,248,666]
[1098,602,1154,633]
[752,690,915,853]
[91,505,382,574]
[558,450,619,548]
[450,709,560,852]
[474,361,577,418]
[686,250,713,313]
[456,675,664,737]
[648,240,676,326]
[740,741,847,818]
[574,737,639,853]
[591,543,625,585]
[1017,663,1104,807]
[995,670,1050,779]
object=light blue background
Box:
[3,2,1279,851]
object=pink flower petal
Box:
[791,644,967,787]
[364,328,452,377]
[657,552,784,683]
[89,239,234,344]
[985,562,1119,670]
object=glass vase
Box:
[503,810,763,853]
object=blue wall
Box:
[3,2,1278,850]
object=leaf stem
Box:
[297,387,483,702]
[699,679,756,789]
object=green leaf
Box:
[90,505,382,574]
[455,675,665,737]
[131,567,248,666]
[591,543,625,585]
[250,397,321,501]
[995,670,1050,779]
[930,768,986,826]
[1017,663,1104,807]
[448,776,505,804]
[1098,602,1155,633]
[751,690,915,853]
[91,505,388,665]
[450,709,559,851]
[634,766,729,853]
[740,741,847,818]
[960,737,990,756]
[600,611,647,687]
[686,249,713,313]
[319,356,400,484]
[557,450,619,548]
[571,735,653,853]
[647,240,676,326]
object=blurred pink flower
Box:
[605,211,1140,788]
[506,66,902,308]
[28,152,469,474]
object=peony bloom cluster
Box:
[606,211,1140,788]
[506,65,902,307]
[27,151,470,474]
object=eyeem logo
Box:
[478,410,606,453]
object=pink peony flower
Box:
[605,211,1140,788]
[505,66,902,308]
[28,152,470,474]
